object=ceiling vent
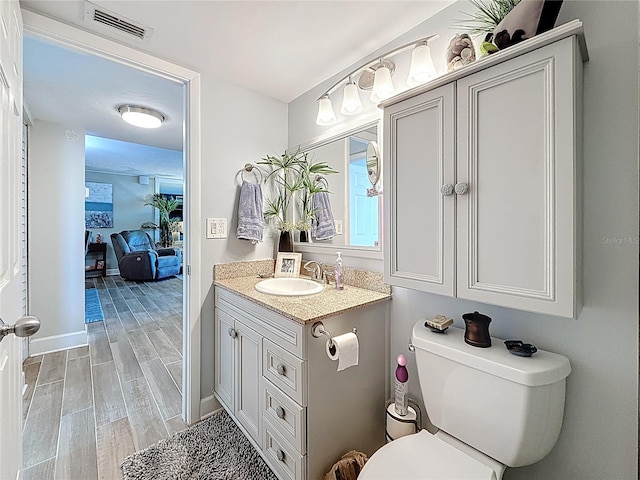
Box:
[84,2,153,42]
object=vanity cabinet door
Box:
[384,83,456,296]
[214,307,235,410]
[234,320,263,445]
[456,37,580,318]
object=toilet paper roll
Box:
[326,332,359,371]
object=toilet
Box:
[359,322,571,479]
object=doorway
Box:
[21,10,202,477]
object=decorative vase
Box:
[299,230,309,243]
[160,222,173,248]
[278,230,293,252]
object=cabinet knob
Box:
[276,448,285,462]
[454,182,469,195]
[275,406,285,419]
[440,184,454,196]
[228,328,237,338]
[276,363,286,376]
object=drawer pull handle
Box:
[276,448,285,462]
[275,406,285,419]
[228,328,237,338]
[276,363,286,376]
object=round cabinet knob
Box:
[454,182,469,195]
[276,449,285,462]
[276,363,286,376]
[275,406,285,419]
[227,328,237,338]
[440,184,454,196]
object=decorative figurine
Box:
[446,33,476,72]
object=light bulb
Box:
[316,95,337,126]
[370,65,395,104]
[407,43,438,86]
[340,81,363,115]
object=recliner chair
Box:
[111,230,181,281]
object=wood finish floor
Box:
[22,275,186,480]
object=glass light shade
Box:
[370,66,395,103]
[340,82,363,115]
[316,96,337,126]
[118,105,165,129]
[407,44,438,86]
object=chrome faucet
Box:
[303,261,323,282]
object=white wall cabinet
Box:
[214,287,387,480]
[384,35,584,318]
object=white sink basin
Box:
[255,277,324,296]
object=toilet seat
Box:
[358,431,497,480]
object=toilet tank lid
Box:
[412,324,571,387]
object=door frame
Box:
[22,10,203,423]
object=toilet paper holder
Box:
[311,321,357,356]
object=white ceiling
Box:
[20,0,455,178]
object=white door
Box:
[0,2,29,479]
[234,320,262,445]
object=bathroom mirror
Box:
[293,121,381,256]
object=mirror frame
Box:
[291,119,383,260]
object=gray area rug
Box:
[121,410,278,480]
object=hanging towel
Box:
[311,191,337,241]
[236,180,264,243]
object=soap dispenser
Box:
[334,252,344,290]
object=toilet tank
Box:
[411,323,571,467]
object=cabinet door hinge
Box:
[187,265,191,275]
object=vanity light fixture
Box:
[118,104,165,129]
[340,77,363,116]
[407,41,438,86]
[316,94,337,126]
[315,34,438,126]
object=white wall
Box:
[29,120,87,353]
[198,73,288,399]
[288,1,639,478]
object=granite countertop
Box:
[214,276,391,325]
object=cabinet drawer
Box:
[263,339,306,406]
[262,378,306,454]
[263,422,306,480]
[216,288,305,357]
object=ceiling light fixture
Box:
[118,104,165,128]
[315,34,438,126]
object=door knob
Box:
[276,448,285,462]
[275,406,285,419]
[228,328,237,338]
[276,363,286,375]
[0,316,40,343]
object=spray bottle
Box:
[394,354,409,416]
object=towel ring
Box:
[240,163,263,184]
[314,175,329,189]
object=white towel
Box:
[236,181,264,243]
[311,192,336,241]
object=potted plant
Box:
[259,148,337,250]
[144,193,180,247]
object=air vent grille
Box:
[83,1,153,42]
[93,9,146,39]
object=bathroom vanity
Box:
[213,274,390,480]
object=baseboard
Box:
[200,394,222,420]
[29,330,88,356]
[106,268,119,276]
